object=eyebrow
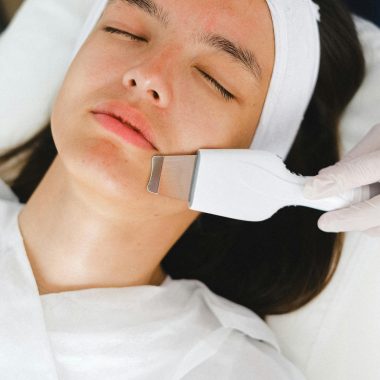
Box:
[196,33,262,81]
[112,0,262,81]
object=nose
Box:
[122,53,173,108]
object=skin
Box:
[18,0,275,295]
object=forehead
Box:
[107,0,272,41]
[106,0,274,75]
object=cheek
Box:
[170,69,263,150]
[171,95,257,151]
[55,35,119,110]
[168,76,237,151]
[237,109,263,148]
[51,37,121,144]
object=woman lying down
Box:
[0,0,365,378]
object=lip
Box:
[91,101,158,151]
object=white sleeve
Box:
[0,178,19,203]
[183,330,305,380]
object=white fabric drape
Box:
[0,180,304,379]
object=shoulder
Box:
[183,329,305,380]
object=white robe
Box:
[0,179,304,379]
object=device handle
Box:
[297,177,380,211]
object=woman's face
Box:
[51,0,274,216]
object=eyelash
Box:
[103,26,235,102]
[197,70,234,101]
[103,26,145,41]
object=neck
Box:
[18,157,200,295]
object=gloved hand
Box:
[303,123,380,237]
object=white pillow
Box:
[0,0,95,152]
[339,17,380,155]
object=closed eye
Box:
[103,26,146,42]
[198,70,235,102]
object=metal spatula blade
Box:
[147,155,197,201]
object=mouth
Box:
[91,101,159,151]
[92,112,158,151]
[108,112,157,148]
[106,112,141,133]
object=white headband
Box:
[252,0,321,159]
[71,0,321,160]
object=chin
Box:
[58,135,150,202]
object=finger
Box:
[304,150,380,199]
[341,124,380,163]
[364,226,380,238]
[317,195,380,232]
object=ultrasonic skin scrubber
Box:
[147,149,380,222]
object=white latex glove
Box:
[303,123,380,236]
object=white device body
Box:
[188,149,375,222]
